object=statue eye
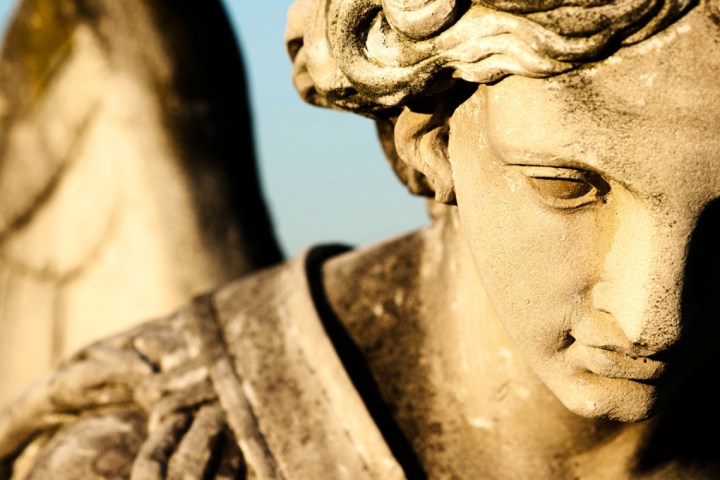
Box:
[529,177,592,200]
[519,167,609,210]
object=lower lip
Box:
[565,343,668,381]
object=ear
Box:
[394,105,455,204]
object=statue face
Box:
[448,10,720,421]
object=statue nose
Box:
[591,202,691,353]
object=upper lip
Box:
[575,338,682,362]
[569,312,686,361]
[580,342,662,359]
[566,341,670,381]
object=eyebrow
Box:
[482,127,656,194]
[489,143,604,174]
[494,144,673,200]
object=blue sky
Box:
[0,0,428,255]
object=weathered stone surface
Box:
[287,0,720,477]
[4,0,720,478]
[0,248,405,479]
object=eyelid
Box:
[512,165,611,210]
[515,166,609,190]
[516,165,594,181]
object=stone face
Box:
[3,0,720,479]
[290,1,720,477]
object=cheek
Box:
[452,156,608,359]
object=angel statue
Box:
[2,0,720,479]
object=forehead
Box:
[481,8,720,199]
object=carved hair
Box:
[287,0,718,196]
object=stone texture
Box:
[4,0,720,479]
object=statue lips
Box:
[565,343,669,381]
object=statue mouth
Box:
[565,342,669,381]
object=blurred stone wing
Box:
[0,0,282,405]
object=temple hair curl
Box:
[287,0,720,115]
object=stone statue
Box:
[0,0,282,406]
[2,0,720,478]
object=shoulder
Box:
[197,245,404,479]
[0,259,295,479]
[0,243,410,480]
